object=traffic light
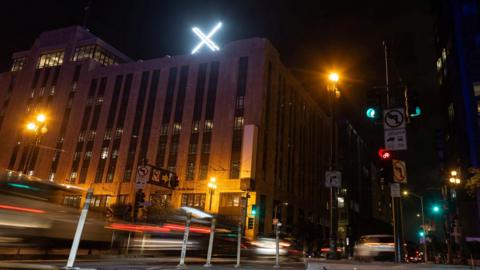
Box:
[135,190,145,209]
[366,88,381,120]
[432,204,441,214]
[251,204,257,216]
[378,148,392,160]
[418,230,425,237]
[405,88,421,118]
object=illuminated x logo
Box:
[191,22,222,54]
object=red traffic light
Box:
[378,148,392,160]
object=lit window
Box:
[104,129,112,140]
[36,51,64,69]
[442,48,447,61]
[192,121,200,133]
[173,123,182,135]
[85,151,93,159]
[70,172,78,180]
[49,86,55,95]
[48,173,55,182]
[204,120,213,131]
[473,82,480,97]
[101,148,109,159]
[220,193,242,207]
[234,116,244,130]
[436,58,442,71]
[181,193,206,209]
[338,197,345,208]
[115,128,123,138]
[11,57,27,72]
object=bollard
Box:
[274,222,281,268]
[204,218,216,267]
[177,213,192,269]
[65,188,93,269]
[234,223,242,268]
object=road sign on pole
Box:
[136,165,150,190]
[384,108,406,130]
[325,171,342,188]
[393,160,407,183]
[384,129,407,150]
[390,183,401,197]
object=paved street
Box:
[0,258,471,270]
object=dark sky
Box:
[0,0,441,239]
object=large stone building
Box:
[0,26,334,240]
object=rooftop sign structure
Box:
[191,22,222,54]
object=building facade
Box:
[0,26,335,240]
[433,0,480,240]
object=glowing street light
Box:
[207,177,217,211]
[402,190,409,196]
[191,22,222,54]
[36,114,46,123]
[450,170,457,177]
[328,72,339,82]
[26,122,37,131]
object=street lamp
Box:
[23,113,48,175]
[449,170,461,185]
[402,189,428,263]
[327,72,341,259]
[207,177,217,211]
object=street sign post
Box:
[136,166,150,190]
[384,129,407,150]
[390,183,401,198]
[325,171,342,188]
[384,108,406,130]
[393,160,407,183]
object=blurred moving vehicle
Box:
[354,234,395,261]
[0,170,112,249]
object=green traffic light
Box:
[432,205,440,213]
[410,106,422,117]
[366,108,377,119]
[418,231,425,237]
[251,205,257,215]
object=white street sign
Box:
[393,159,407,183]
[325,171,342,188]
[384,108,406,130]
[390,183,401,198]
[384,129,407,150]
[136,166,150,190]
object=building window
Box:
[72,44,119,66]
[70,172,78,181]
[188,143,197,155]
[37,50,64,69]
[173,123,182,135]
[234,116,244,130]
[117,194,129,204]
[64,195,82,208]
[101,147,109,159]
[220,193,242,207]
[192,121,200,133]
[90,195,112,208]
[204,120,213,132]
[199,165,208,180]
[436,58,442,71]
[230,161,240,179]
[11,57,27,71]
[186,162,195,180]
[160,124,169,135]
[181,193,206,209]
[235,96,245,109]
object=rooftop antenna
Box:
[82,0,92,29]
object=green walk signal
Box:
[251,205,257,216]
[366,108,377,119]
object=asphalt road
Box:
[0,258,472,270]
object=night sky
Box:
[0,0,442,239]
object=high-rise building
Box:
[0,26,334,240]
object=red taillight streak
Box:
[0,204,45,214]
[109,223,170,232]
[164,223,210,234]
